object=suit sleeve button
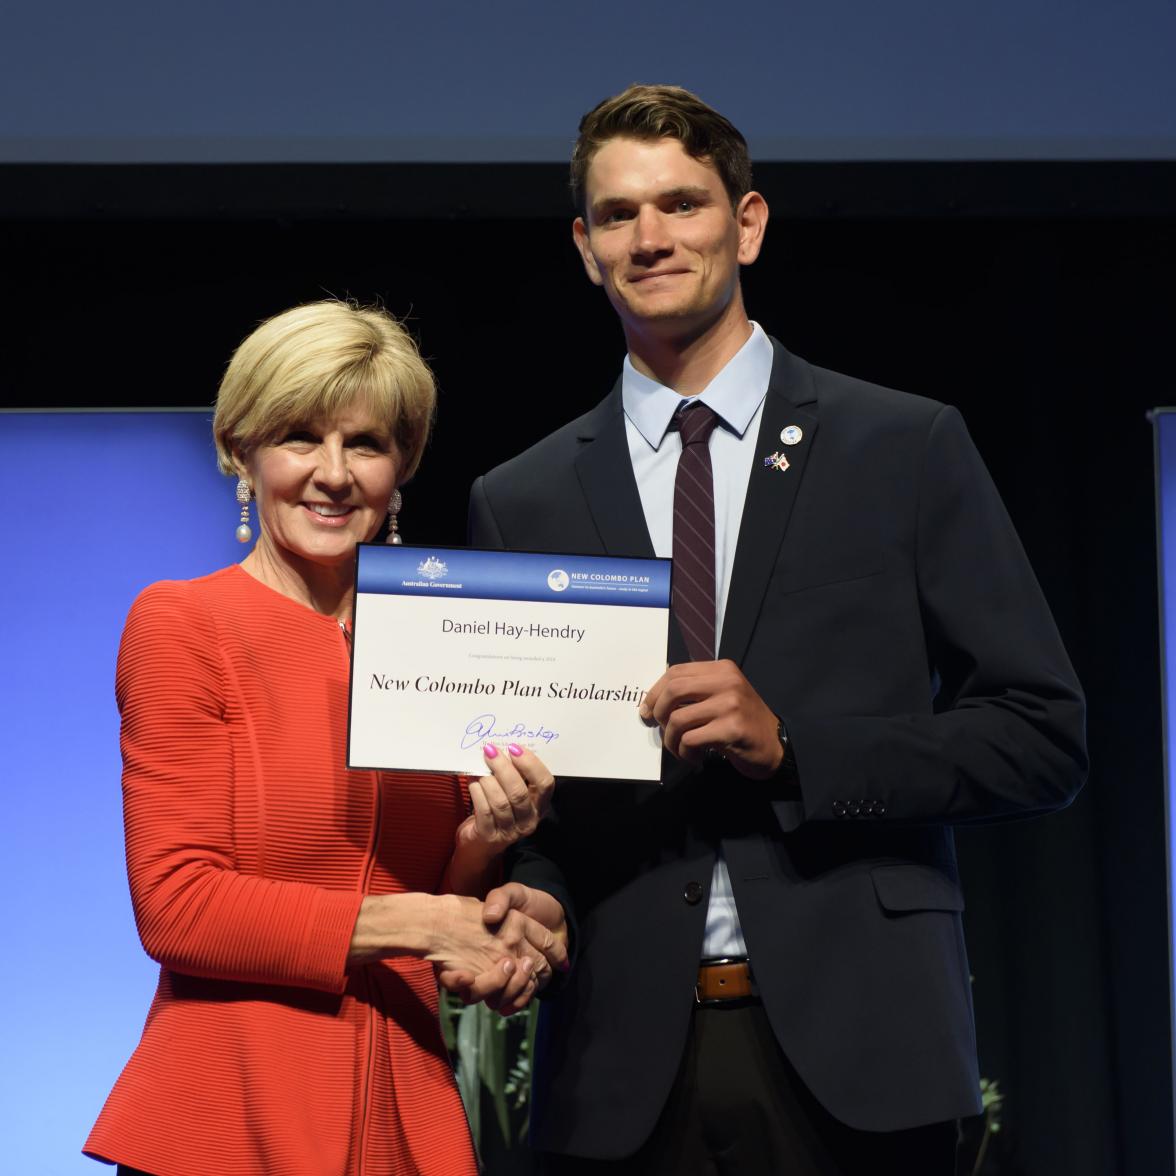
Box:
[875,801,886,817]
[683,881,704,905]
[847,800,861,817]
[832,800,846,817]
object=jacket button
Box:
[832,800,847,818]
[874,800,886,817]
[847,800,861,817]
[683,881,704,905]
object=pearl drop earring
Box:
[235,478,253,544]
[386,490,402,545]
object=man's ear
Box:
[572,218,604,287]
[735,191,769,267]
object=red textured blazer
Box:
[85,566,477,1176]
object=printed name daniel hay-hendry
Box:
[439,618,586,643]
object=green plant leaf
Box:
[476,1004,513,1144]
[454,1002,482,1146]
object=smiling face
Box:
[237,398,401,573]
[572,136,767,346]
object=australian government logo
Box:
[547,569,570,593]
[399,555,462,591]
[417,556,448,581]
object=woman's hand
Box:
[423,893,549,981]
[437,883,569,1014]
[348,892,564,987]
[442,744,556,904]
[454,744,555,857]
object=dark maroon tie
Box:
[671,402,720,662]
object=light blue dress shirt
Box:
[621,322,774,960]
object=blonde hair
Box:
[213,301,436,481]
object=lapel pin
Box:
[763,451,790,473]
[780,425,803,446]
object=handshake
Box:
[432,882,568,1018]
[346,879,567,1019]
[350,745,566,1014]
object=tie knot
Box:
[674,402,719,447]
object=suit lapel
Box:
[573,381,689,666]
[719,341,818,667]
[572,382,654,559]
[572,340,818,671]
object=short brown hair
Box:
[571,84,753,212]
[213,300,436,483]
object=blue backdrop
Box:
[0,411,243,1174]
[1154,408,1176,1145]
[3,0,1175,162]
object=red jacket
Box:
[85,566,477,1176]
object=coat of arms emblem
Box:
[417,556,448,581]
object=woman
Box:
[85,301,564,1176]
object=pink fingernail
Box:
[484,743,498,759]
[508,743,524,757]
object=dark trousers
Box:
[540,1001,958,1176]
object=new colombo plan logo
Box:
[547,569,569,592]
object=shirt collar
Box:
[621,322,773,451]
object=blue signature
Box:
[461,713,560,750]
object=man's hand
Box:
[639,659,783,780]
[438,883,569,1016]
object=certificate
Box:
[347,544,671,781]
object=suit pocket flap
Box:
[777,566,885,598]
[871,864,965,913]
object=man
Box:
[468,85,1086,1174]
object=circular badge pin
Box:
[780,425,803,446]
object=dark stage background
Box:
[2,163,1172,1174]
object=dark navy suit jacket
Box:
[468,340,1086,1158]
